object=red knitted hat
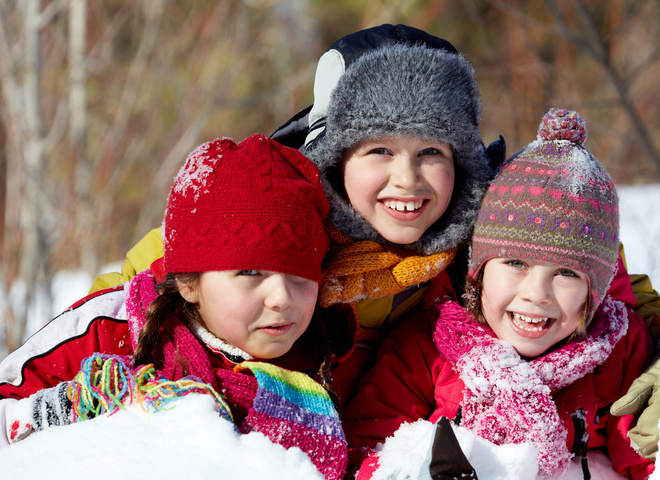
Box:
[163,134,329,283]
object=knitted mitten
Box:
[236,361,348,480]
[7,382,74,443]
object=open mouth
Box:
[510,312,552,332]
[382,199,424,212]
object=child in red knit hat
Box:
[343,109,654,479]
[0,134,348,480]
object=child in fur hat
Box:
[343,109,654,479]
[0,135,348,480]
[300,35,496,405]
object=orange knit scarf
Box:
[319,224,456,308]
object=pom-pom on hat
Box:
[469,109,619,322]
[163,134,329,283]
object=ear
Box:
[176,278,199,303]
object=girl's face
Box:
[342,135,455,245]
[480,258,589,358]
[178,270,318,360]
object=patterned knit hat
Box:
[469,109,619,320]
[163,134,329,283]
[304,42,493,255]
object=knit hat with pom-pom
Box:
[469,109,619,322]
[163,134,329,283]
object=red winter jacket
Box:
[343,287,654,479]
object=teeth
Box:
[512,313,549,331]
[384,200,423,212]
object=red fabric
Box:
[609,254,637,308]
[163,134,329,283]
[330,269,456,410]
[0,316,132,400]
[343,307,654,479]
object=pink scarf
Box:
[125,269,219,390]
[432,296,628,477]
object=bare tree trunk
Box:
[544,0,660,176]
[69,0,96,275]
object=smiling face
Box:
[341,135,455,245]
[480,258,589,358]
[178,270,318,360]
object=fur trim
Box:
[304,43,493,255]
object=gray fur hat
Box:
[304,43,494,255]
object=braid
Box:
[133,272,200,369]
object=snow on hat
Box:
[469,109,620,322]
[304,42,493,255]
[163,134,329,283]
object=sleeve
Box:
[0,290,132,446]
[341,310,448,469]
[607,310,656,479]
[619,242,660,345]
[88,227,164,294]
[630,274,660,347]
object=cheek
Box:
[294,284,319,323]
[479,278,508,324]
[427,166,455,201]
[343,158,383,204]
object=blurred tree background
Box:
[0,0,658,354]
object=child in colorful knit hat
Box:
[0,134,348,480]
[343,109,654,479]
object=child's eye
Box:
[556,268,578,278]
[237,269,260,276]
[504,259,527,269]
[419,148,441,156]
[368,147,390,155]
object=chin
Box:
[380,231,424,245]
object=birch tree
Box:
[0,0,317,356]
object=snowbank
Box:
[1,397,652,480]
[0,394,322,480]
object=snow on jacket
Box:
[342,291,654,479]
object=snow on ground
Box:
[0,394,323,480]
[368,418,635,480]
[618,184,660,287]
[0,395,653,480]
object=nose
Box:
[390,154,420,190]
[264,274,293,311]
[520,270,553,305]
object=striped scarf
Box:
[236,361,348,480]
